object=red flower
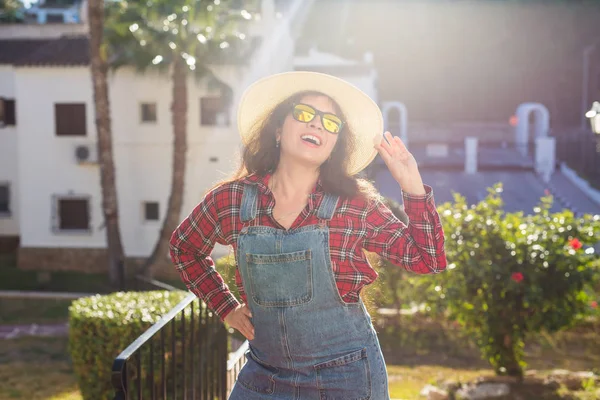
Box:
[569,238,583,250]
[544,189,551,196]
[511,272,524,283]
[591,301,598,309]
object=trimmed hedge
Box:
[68,290,213,400]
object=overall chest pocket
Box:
[246,249,312,307]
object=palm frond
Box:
[103,0,259,85]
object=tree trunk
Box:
[492,332,523,379]
[141,57,188,276]
[88,0,125,289]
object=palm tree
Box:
[0,0,25,22]
[88,0,126,288]
[105,0,256,276]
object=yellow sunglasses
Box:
[291,103,344,134]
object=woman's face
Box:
[276,94,341,169]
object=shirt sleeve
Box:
[169,189,240,321]
[363,185,447,273]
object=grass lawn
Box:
[1,336,493,400]
[0,298,73,325]
[2,324,599,400]
[0,337,81,400]
[388,365,492,399]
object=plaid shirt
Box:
[169,174,447,321]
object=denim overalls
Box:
[228,183,390,400]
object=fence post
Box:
[465,137,478,174]
[220,324,228,399]
[535,137,556,183]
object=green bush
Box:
[68,290,225,400]
[434,185,599,377]
[373,186,600,378]
[215,251,240,301]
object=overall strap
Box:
[240,184,259,223]
[316,193,339,221]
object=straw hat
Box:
[237,71,384,175]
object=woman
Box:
[170,71,447,399]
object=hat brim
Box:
[237,71,383,176]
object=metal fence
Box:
[555,132,600,189]
[226,340,249,397]
[111,293,238,400]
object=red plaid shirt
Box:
[169,174,447,321]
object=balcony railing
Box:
[112,292,248,399]
[555,131,600,189]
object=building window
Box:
[53,196,90,231]
[141,102,157,123]
[46,14,65,23]
[200,97,229,126]
[0,184,10,215]
[0,98,16,127]
[55,103,86,136]
[144,202,159,221]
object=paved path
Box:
[0,291,87,339]
[0,290,94,299]
[0,323,68,339]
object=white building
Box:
[0,0,328,275]
[25,0,85,24]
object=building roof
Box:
[0,38,49,65]
[408,143,534,171]
[374,168,600,217]
[20,35,88,66]
[36,0,80,9]
[369,145,600,217]
[0,36,88,66]
[0,35,261,67]
[373,159,600,215]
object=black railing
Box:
[112,293,234,400]
[555,132,600,189]
[226,340,249,395]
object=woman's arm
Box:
[368,131,447,272]
[169,190,240,321]
[363,188,447,273]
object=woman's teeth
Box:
[301,135,321,146]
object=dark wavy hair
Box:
[226,90,379,200]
